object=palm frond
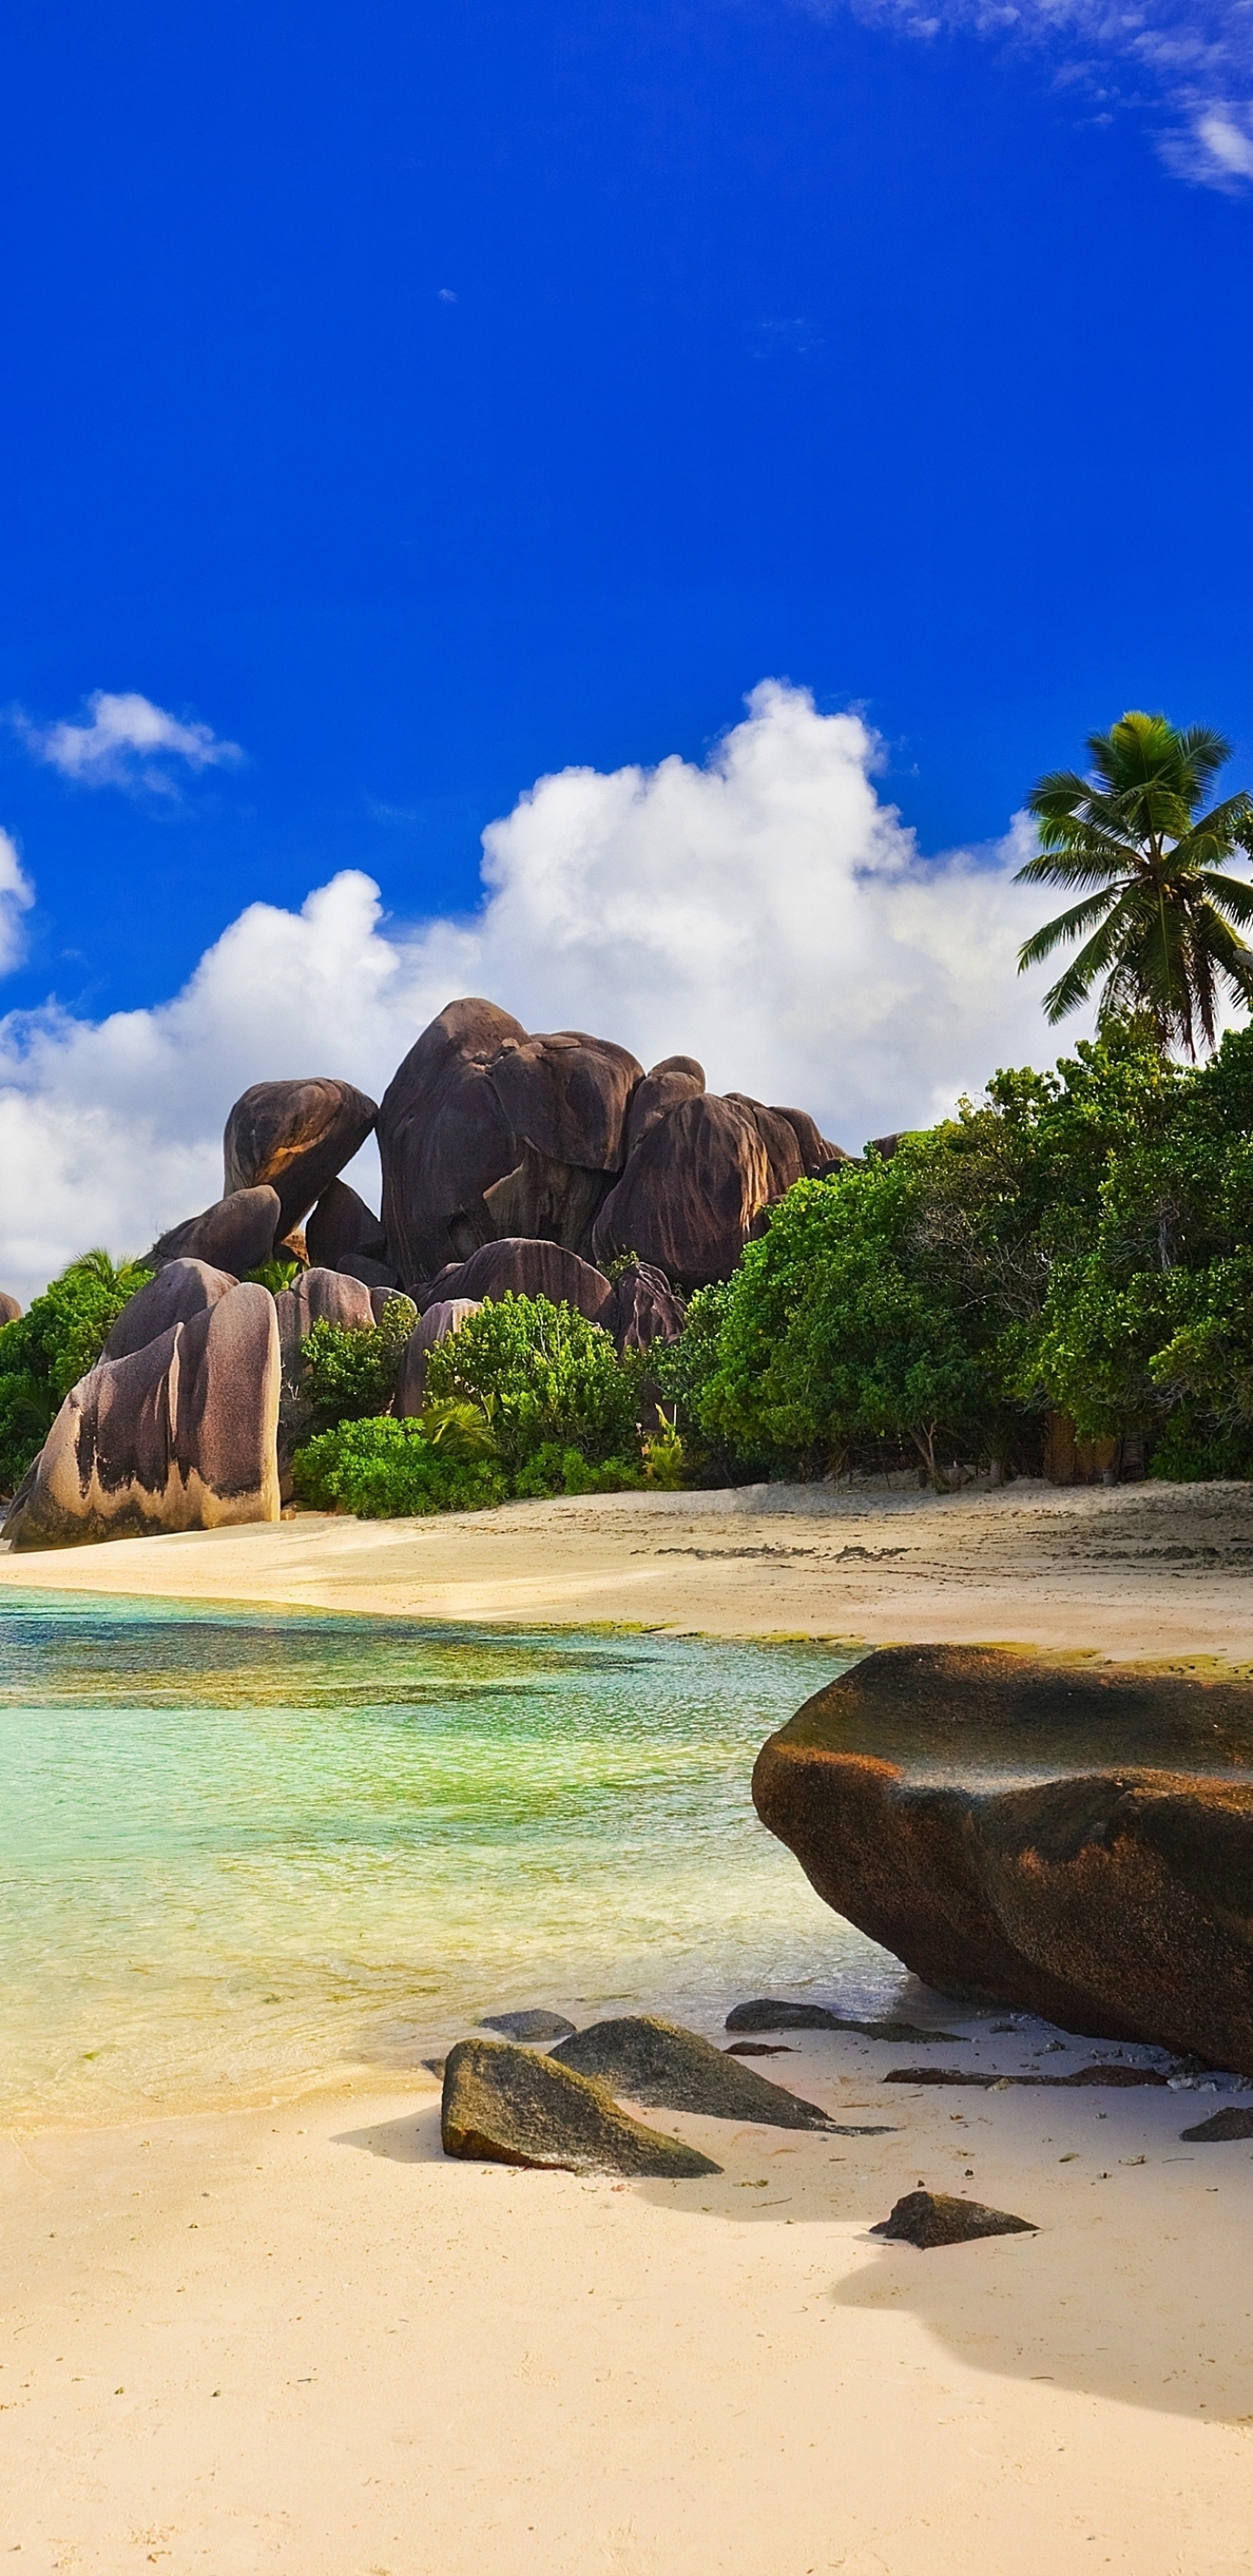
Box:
[1016,889,1121,973]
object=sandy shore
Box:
[6,1475,1253,1660]
[4,2021,1253,2574]
[6,1480,1253,2566]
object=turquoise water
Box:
[0,1593,901,2126]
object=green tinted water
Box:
[0,1593,901,2126]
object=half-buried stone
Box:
[753,1645,1253,2076]
[550,2013,895,2134]
[479,2009,576,2043]
[872,2190,1036,2251]
[440,2038,721,2177]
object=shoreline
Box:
[6,1476,1253,1661]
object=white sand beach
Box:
[5,1475,1253,1662]
[4,1481,1253,2571]
[3,2028,1253,2575]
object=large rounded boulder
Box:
[593,1092,772,1285]
[0,1291,22,1325]
[223,1078,379,1240]
[417,1237,617,1326]
[379,998,527,1290]
[5,1282,281,1550]
[305,1178,386,1272]
[753,1644,1253,2076]
[102,1258,237,1363]
[144,1185,280,1278]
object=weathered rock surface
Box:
[418,1238,617,1327]
[0,1291,22,1325]
[479,2009,577,2042]
[624,1057,706,1157]
[439,2037,721,2177]
[145,1185,280,1278]
[550,2013,879,2131]
[395,1299,482,1417]
[488,1030,642,1171]
[5,1283,281,1550]
[754,1644,1253,2075]
[101,1258,237,1362]
[725,1998,963,2042]
[593,1092,773,1285]
[338,1251,402,1290]
[223,1077,379,1238]
[305,1178,387,1272]
[379,998,529,1288]
[609,1262,687,1354]
[481,1144,613,1261]
[873,2190,1036,2250]
[1179,2106,1253,2141]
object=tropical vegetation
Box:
[1015,712,1253,1053]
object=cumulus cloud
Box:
[0,829,34,976]
[0,681,1073,1304]
[12,690,244,795]
[812,0,1253,190]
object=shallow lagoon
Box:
[0,1592,901,2124]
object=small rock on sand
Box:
[552,2013,848,2130]
[1180,2105,1253,2142]
[726,1999,964,2041]
[873,2190,1037,2250]
[479,2009,577,2043]
[440,2037,721,2177]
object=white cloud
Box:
[814,0,1253,190]
[0,681,1075,1304]
[0,829,34,976]
[12,690,243,795]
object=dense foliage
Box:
[0,1251,152,1495]
[290,1293,658,1514]
[657,1020,1253,1486]
[422,1292,643,1472]
[297,1297,417,1434]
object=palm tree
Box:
[1015,712,1253,1055]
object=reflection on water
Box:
[0,1591,901,2125]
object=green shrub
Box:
[510,1443,643,1498]
[0,1250,152,1494]
[298,1297,417,1434]
[423,1293,643,1471]
[291,1416,508,1517]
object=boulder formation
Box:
[0,1291,21,1325]
[378,998,850,1294]
[145,1185,280,1278]
[753,1645,1253,2076]
[439,2036,721,2177]
[102,1258,237,1363]
[593,1093,772,1284]
[305,1177,386,1273]
[417,1236,617,1328]
[223,1078,379,1240]
[5,1282,281,1550]
[379,998,529,1287]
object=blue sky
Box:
[0,0,1250,1293]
